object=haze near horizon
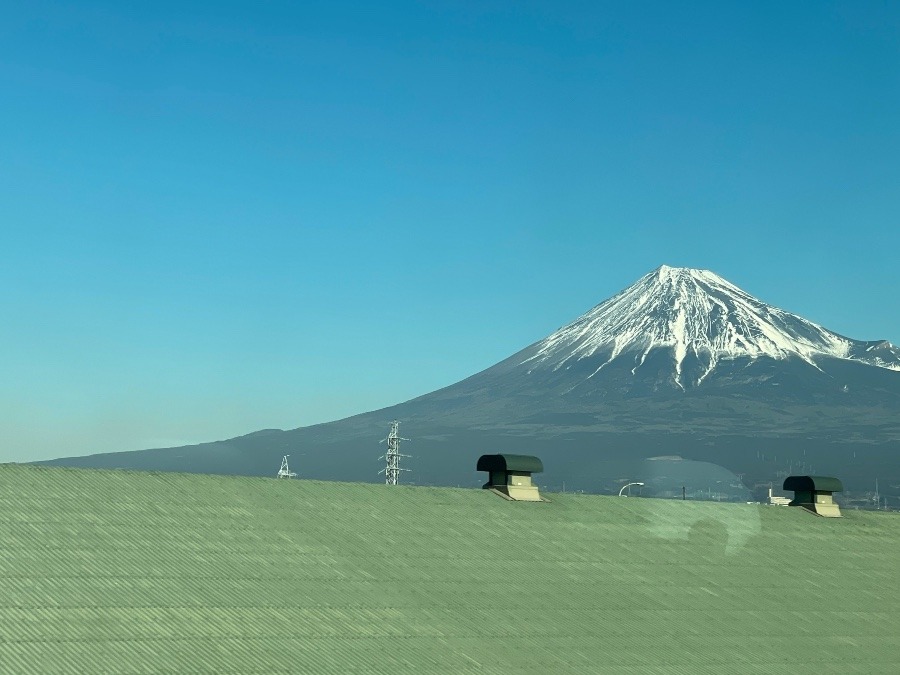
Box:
[1,1,898,462]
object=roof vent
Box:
[783,475,843,517]
[476,454,544,501]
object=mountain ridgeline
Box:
[38,266,900,500]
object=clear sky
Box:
[1,1,898,462]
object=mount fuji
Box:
[521,265,899,388]
[39,266,900,497]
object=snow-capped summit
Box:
[521,265,900,389]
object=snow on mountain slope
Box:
[522,265,900,388]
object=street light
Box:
[618,482,644,497]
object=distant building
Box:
[768,487,791,506]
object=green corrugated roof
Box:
[1,464,899,674]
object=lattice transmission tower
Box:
[378,420,410,485]
[276,454,297,478]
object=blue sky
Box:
[1,1,898,462]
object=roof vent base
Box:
[799,502,842,518]
[490,485,543,502]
